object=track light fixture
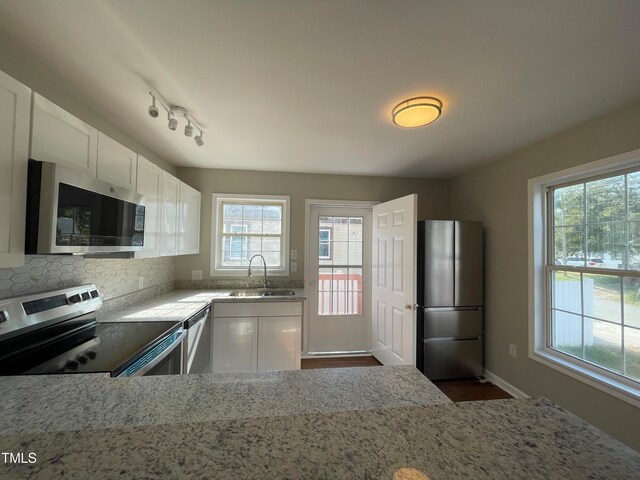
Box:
[148,95,159,118]
[194,130,204,147]
[147,91,205,146]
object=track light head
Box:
[168,114,178,131]
[148,96,159,118]
[194,131,204,146]
[184,121,193,137]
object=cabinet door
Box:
[97,132,137,190]
[135,155,162,258]
[258,316,301,372]
[212,317,258,373]
[0,71,31,268]
[30,93,98,176]
[160,171,180,256]
[178,182,201,255]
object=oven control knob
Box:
[65,360,79,370]
[86,351,97,359]
[77,355,88,364]
[68,294,81,304]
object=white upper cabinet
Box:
[97,132,137,190]
[30,93,98,176]
[160,171,180,256]
[135,155,163,258]
[178,182,201,255]
[0,71,31,268]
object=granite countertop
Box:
[97,288,306,323]
[0,366,449,435]
[1,396,639,479]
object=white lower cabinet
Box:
[212,302,302,373]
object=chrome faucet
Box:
[248,254,268,289]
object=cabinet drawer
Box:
[213,301,302,318]
[423,307,482,339]
[423,338,483,380]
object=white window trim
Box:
[528,147,640,408]
[211,193,290,277]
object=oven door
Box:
[116,327,186,377]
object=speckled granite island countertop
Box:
[0,366,448,434]
[1,395,639,479]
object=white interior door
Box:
[371,194,417,365]
[307,206,372,354]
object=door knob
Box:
[404,303,414,310]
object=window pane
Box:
[554,184,584,226]
[333,217,349,241]
[332,242,348,264]
[262,237,280,252]
[552,270,581,314]
[223,204,242,221]
[628,172,640,221]
[245,217,263,234]
[319,242,330,258]
[348,291,363,315]
[261,252,280,267]
[263,220,281,235]
[554,226,584,266]
[319,230,330,241]
[584,318,622,373]
[221,255,241,267]
[586,175,625,223]
[318,291,332,316]
[318,268,332,291]
[586,222,625,269]
[583,274,621,323]
[623,278,640,328]
[348,268,363,292]
[243,204,262,220]
[551,310,583,358]
[263,205,282,220]
[247,237,262,251]
[624,326,640,381]
[349,217,363,240]
[348,242,363,265]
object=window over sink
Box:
[211,193,290,276]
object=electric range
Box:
[0,285,185,377]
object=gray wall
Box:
[450,100,640,451]
[0,40,175,174]
[175,168,450,281]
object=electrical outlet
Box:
[290,250,298,260]
[509,343,517,358]
[291,261,298,272]
[138,276,144,290]
[192,270,203,280]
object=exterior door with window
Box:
[307,206,372,354]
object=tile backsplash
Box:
[0,256,175,306]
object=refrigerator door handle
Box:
[423,306,482,312]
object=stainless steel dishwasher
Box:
[183,304,212,374]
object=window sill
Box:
[530,347,640,408]
[210,268,290,278]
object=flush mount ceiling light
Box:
[392,96,442,128]
[147,92,205,146]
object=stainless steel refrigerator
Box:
[416,220,483,379]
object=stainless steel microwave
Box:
[25,160,145,254]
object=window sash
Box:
[214,196,288,273]
[546,166,640,386]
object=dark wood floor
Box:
[301,356,512,402]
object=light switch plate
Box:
[291,261,298,272]
[192,270,203,280]
[290,250,298,260]
[509,343,517,358]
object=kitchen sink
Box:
[229,289,296,297]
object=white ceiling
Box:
[0,0,638,178]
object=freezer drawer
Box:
[423,308,482,339]
[423,337,483,380]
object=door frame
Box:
[303,199,378,356]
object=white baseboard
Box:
[483,369,530,399]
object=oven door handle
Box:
[119,328,186,377]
